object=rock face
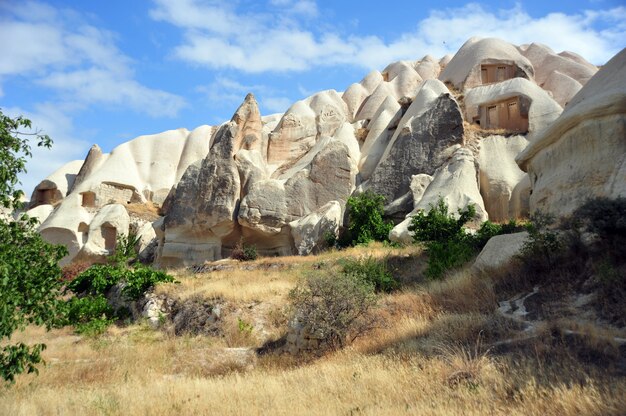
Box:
[440,37,534,90]
[26,37,616,266]
[360,80,464,207]
[390,147,488,244]
[157,94,357,266]
[290,201,342,255]
[478,135,529,222]
[517,48,626,218]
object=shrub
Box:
[63,233,176,335]
[66,264,122,296]
[518,212,562,272]
[409,199,475,244]
[571,197,626,258]
[288,271,377,351]
[409,199,519,279]
[323,230,338,249]
[346,191,393,245]
[231,239,258,261]
[65,295,114,336]
[110,231,141,265]
[425,239,477,280]
[341,256,398,293]
[122,265,175,300]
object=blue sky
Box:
[1,0,624,194]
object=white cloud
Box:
[4,104,91,196]
[0,0,185,118]
[196,76,292,114]
[151,1,626,72]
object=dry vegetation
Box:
[2,243,625,415]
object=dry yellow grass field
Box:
[2,243,625,415]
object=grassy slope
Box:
[2,243,625,415]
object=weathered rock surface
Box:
[362,87,464,206]
[290,201,342,255]
[464,77,563,134]
[517,48,626,217]
[390,148,487,244]
[29,159,83,208]
[25,38,618,266]
[440,37,534,90]
[478,135,529,222]
[473,232,529,272]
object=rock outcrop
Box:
[25,37,617,266]
[517,48,626,217]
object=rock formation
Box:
[516,47,625,218]
[26,37,616,266]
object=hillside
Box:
[2,241,625,415]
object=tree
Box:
[0,109,67,383]
[346,191,393,245]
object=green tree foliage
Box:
[346,191,393,245]
[0,109,66,383]
[64,233,175,334]
[0,110,52,209]
[409,198,519,279]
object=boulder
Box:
[26,204,54,225]
[290,201,342,255]
[158,101,253,266]
[239,180,288,234]
[518,42,596,86]
[69,144,105,194]
[517,48,626,217]
[542,71,582,108]
[478,135,529,222]
[473,232,528,272]
[414,55,441,80]
[29,159,83,208]
[358,96,402,181]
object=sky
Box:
[1,0,624,195]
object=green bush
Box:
[409,199,519,279]
[346,191,393,245]
[423,239,477,280]
[231,239,258,261]
[63,234,176,336]
[571,197,626,258]
[341,256,398,293]
[409,199,476,244]
[66,264,122,296]
[110,231,141,265]
[122,265,175,300]
[65,295,114,336]
[0,109,69,384]
[288,271,377,351]
[518,213,562,272]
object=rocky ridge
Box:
[25,37,625,267]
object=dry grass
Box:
[125,201,161,221]
[3,324,624,416]
[2,243,625,415]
